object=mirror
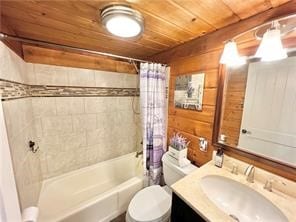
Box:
[217,54,296,167]
[174,73,205,111]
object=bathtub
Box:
[38,152,143,222]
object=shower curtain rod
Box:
[0,32,166,65]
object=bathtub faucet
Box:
[136,150,143,158]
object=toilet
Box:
[126,152,198,222]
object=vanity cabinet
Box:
[171,193,206,222]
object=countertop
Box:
[171,157,296,222]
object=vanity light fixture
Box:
[220,40,246,67]
[220,14,296,66]
[255,21,287,61]
[101,4,144,38]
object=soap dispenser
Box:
[215,148,224,168]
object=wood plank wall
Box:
[0,16,23,57]
[153,2,296,175]
[219,65,248,147]
[22,45,137,74]
[168,52,220,166]
[165,39,296,174]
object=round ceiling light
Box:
[101,5,144,38]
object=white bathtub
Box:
[38,152,143,222]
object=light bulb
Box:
[220,41,246,67]
[105,15,142,38]
[101,5,144,38]
[255,29,287,62]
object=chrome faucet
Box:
[264,179,286,192]
[231,163,238,175]
[244,165,255,183]
[264,179,273,192]
[135,150,143,158]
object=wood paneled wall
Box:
[154,2,296,177]
[0,16,23,57]
[220,65,248,147]
[167,40,296,176]
[168,51,220,166]
[22,45,137,74]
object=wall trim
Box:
[0,78,139,101]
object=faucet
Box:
[231,163,238,175]
[135,150,143,158]
[244,165,255,183]
[264,179,286,192]
[264,179,273,192]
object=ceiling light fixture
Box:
[101,5,144,38]
[220,40,246,67]
[255,21,287,61]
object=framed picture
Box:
[174,73,205,111]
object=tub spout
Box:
[136,150,143,158]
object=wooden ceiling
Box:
[0,0,292,59]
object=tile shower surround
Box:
[34,96,141,179]
[2,97,42,211]
[0,42,141,210]
[1,82,141,181]
[0,70,141,180]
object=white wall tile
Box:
[34,64,69,85]
[0,42,12,80]
[117,97,133,110]
[68,68,95,86]
[1,43,141,184]
[86,129,105,146]
[56,97,85,115]
[3,98,34,140]
[46,151,76,175]
[124,74,138,88]
[33,117,43,139]
[94,70,125,88]
[41,116,73,136]
[61,132,87,151]
[25,63,36,85]
[32,97,57,117]
[1,46,42,212]
[85,145,101,165]
[0,42,27,83]
[34,95,141,179]
[72,114,97,132]
[38,97,140,179]
[85,97,111,113]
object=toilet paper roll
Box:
[22,206,39,222]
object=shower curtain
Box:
[140,63,167,185]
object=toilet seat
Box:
[126,185,171,222]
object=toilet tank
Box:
[162,152,197,186]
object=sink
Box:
[200,175,288,222]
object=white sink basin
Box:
[200,175,288,222]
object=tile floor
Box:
[111,212,126,222]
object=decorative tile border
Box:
[0,79,31,100]
[0,79,139,101]
[30,85,139,97]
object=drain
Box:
[229,214,240,221]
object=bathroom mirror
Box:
[174,73,205,111]
[215,53,296,168]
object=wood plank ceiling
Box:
[0,0,292,59]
